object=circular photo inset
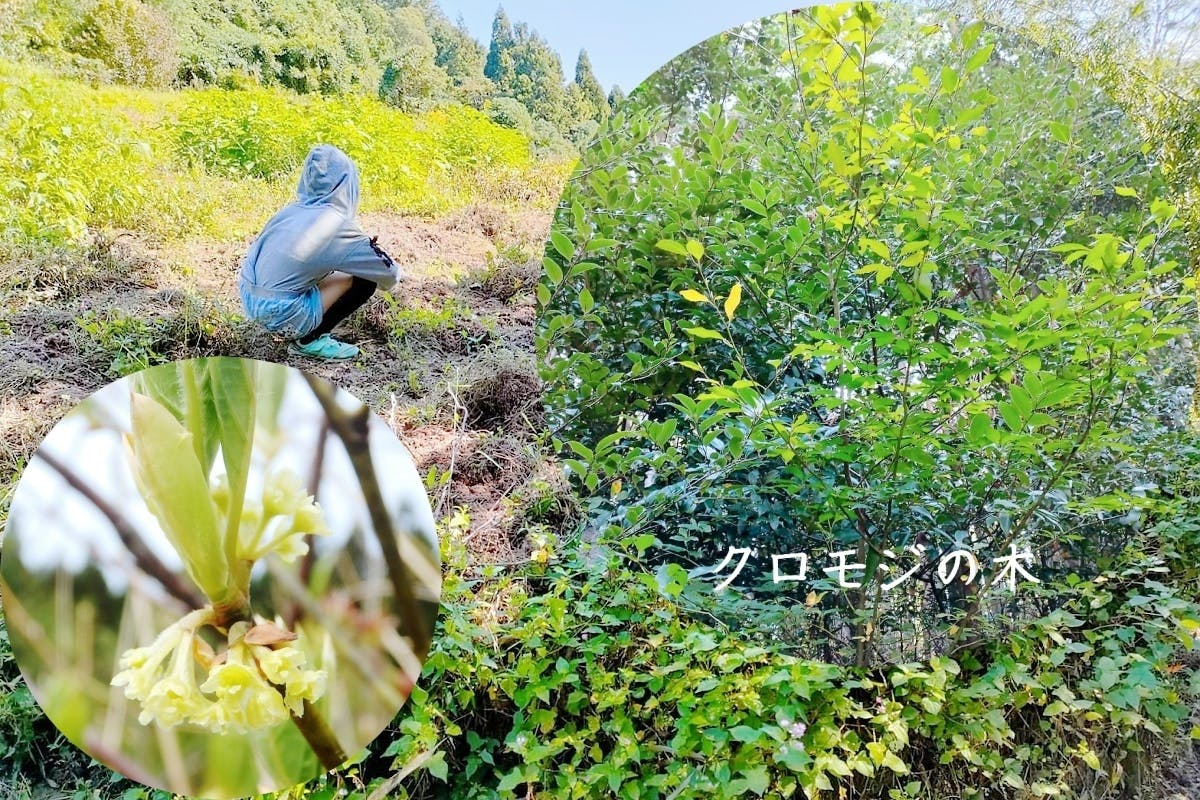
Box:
[0,357,440,798]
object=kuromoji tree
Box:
[538,2,1192,665]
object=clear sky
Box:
[439,1,802,93]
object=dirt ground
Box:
[0,204,556,567]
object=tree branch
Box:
[37,450,204,610]
[304,375,432,660]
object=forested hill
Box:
[0,0,616,155]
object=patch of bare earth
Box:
[0,204,556,563]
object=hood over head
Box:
[297,144,359,216]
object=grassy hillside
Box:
[0,59,570,248]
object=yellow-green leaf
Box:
[126,393,228,602]
[683,327,725,341]
[656,239,689,257]
[961,21,983,50]
[940,66,959,94]
[965,41,994,72]
[859,237,890,259]
[686,239,704,261]
[1114,185,1138,198]
[881,751,909,774]
[855,262,895,285]
[724,283,742,320]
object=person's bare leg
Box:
[317,272,354,312]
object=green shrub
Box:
[537,3,1191,666]
[487,96,535,134]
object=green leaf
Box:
[585,237,620,251]
[205,358,257,566]
[579,287,594,313]
[741,198,768,217]
[253,361,288,438]
[998,401,1023,433]
[207,359,256,487]
[731,725,762,743]
[132,365,185,429]
[965,42,994,72]
[914,263,935,299]
[1049,121,1071,144]
[967,412,994,446]
[1009,385,1034,417]
[497,768,524,791]
[742,766,770,795]
[426,751,448,781]
[542,256,563,285]
[549,230,574,260]
[1114,185,1138,198]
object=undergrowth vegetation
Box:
[383,488,1200,799]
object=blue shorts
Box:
[239,280,323,339]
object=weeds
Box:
[76,308,168,376]
[381,293,495,355]
[465,252,542,303]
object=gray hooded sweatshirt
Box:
[239,145,399,293]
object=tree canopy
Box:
[0,0,614,151]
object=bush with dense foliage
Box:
[538,3,1194,667]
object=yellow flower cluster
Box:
[212,468,331,563]
[111,613,326,734]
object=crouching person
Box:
[239,144,400,361]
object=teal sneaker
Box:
[289,334,359,361]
